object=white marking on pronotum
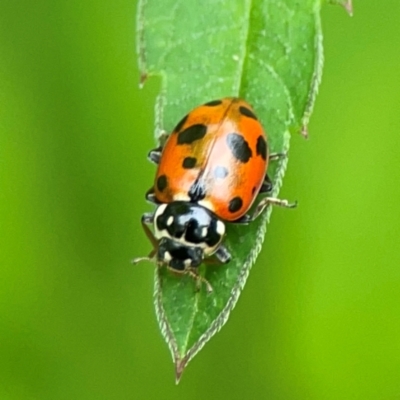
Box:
[154,204,168,238]
[155,203,167,219]
[201,227,208,237]
[216,220,225,236]
[166,216,174,226]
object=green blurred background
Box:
[1,1,399,399]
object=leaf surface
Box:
[137,0,328,381]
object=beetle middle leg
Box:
[233,197,296,224]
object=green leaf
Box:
[136,0,344,382]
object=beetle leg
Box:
[233,197,297,224]
[260,153,287,193]
[187,269,213,294]
[147,131,170,164]
[259,174,273,193]
[241,152,290,216]
[249,197,297,221]
[145,187,159,204]
[147,147,162,164]
[166,266,213,293]
[214,245,231,264]
[140,213,157,248]
[131,213,157,264]
[187,244,231,292]
[203,245,232,266]
[141,212,154,224]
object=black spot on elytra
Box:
[173,114,188,133]
[228,196,243,213]
[182,157,197,169]
[188,179,206,201]
[256,135,267,160]
[213,166,228,179]
[239,105,258,120]
[204,99,222,106]
[252,186,257,195]
[156,175,168,192]
[177,124,207,145]
[226,133,252,163]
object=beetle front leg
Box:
[203,244,231,266]
[214,245,231,264]
[131,212,157,264]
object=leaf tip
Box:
[342,0,353,16]
[174,358,187,384]
[139,72,148,88]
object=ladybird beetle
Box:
[133,97,295,292]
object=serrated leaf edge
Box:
[301,8,323,136]
[136,0,148,85]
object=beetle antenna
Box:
[131,256,152,264]
[187,270,213,294]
